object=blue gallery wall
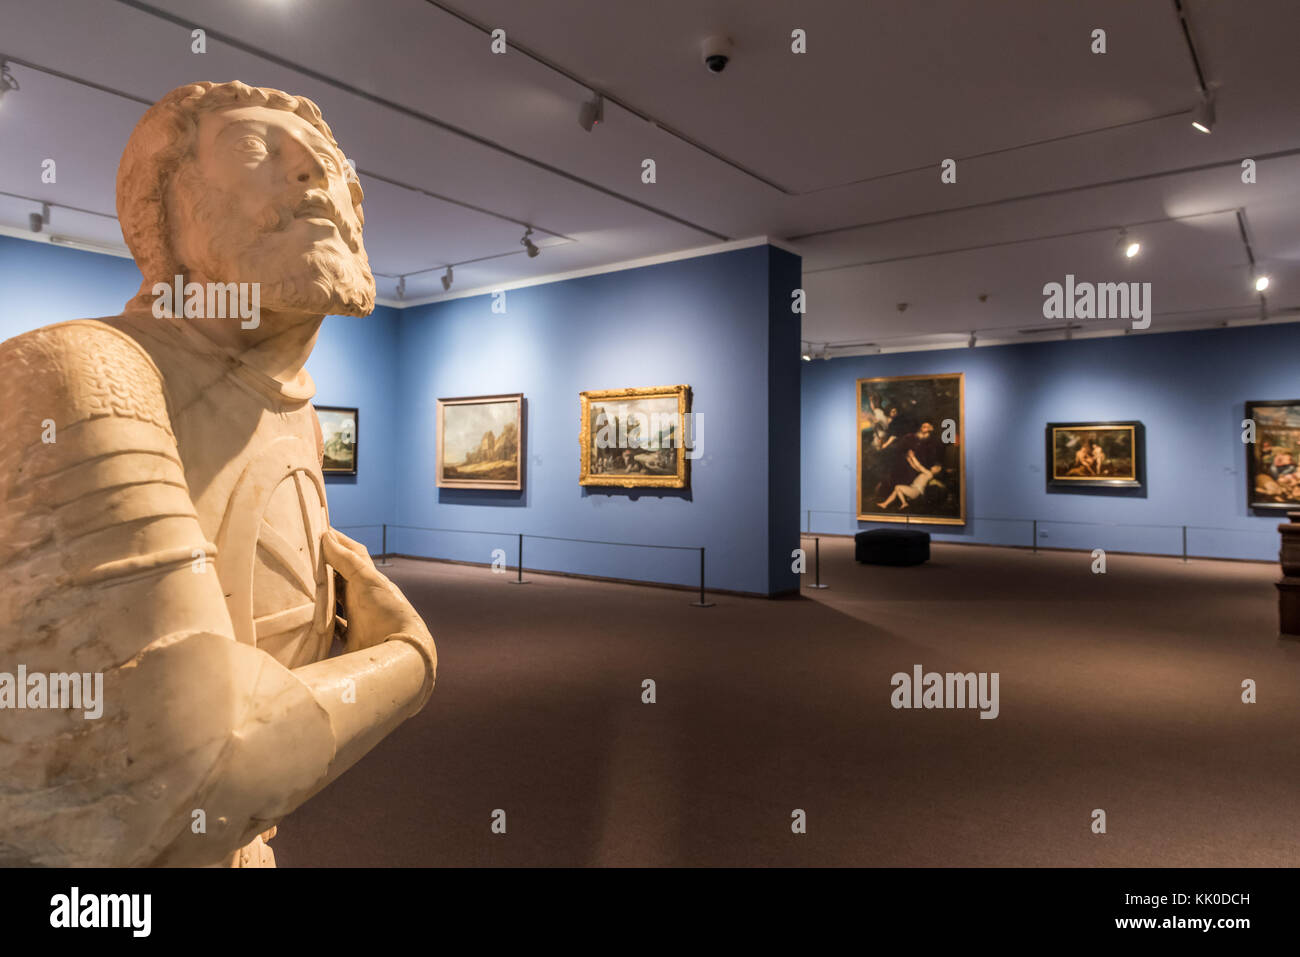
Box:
[0,235,400,534]
[802,323,1300,560]
[391,244,803,596]
[0,236,803,594]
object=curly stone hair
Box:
[116,81,366,308]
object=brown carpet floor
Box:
[273,541,1300,867]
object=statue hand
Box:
[322,529,435,663]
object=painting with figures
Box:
[1046,422,1143,490]
[857,373,965,525]
[1246,400,1300,510]
[579,385,690,489]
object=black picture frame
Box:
[316,405,359,476]
[1045,421,1144,490]
[1244,399,1300,512]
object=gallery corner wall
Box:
[801,322,1300,561]
[392,243,803,596]
[0,234,401,539]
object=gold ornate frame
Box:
[436,393,525,491]
[856,373,966,525]
[579,384,691,489]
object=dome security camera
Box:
[702,35,733,73]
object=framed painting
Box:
[1245,400,1300,511]
[579,384,690,489]
[857,373,965,525]
[315,405,358,475]
[436,394,524,490]
[1046,421,1144,490]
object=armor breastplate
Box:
[114,315,334,670]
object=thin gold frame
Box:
[436,393,524,490]
[579,384,691,489]
[855,372,966,525]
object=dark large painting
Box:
[1245,400,1300,510]
[857,373,965,525]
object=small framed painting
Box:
[436,394,524,490]
[579,384,691,489]
[1046,421,1143,489]
[1244,400,1300,511]
[316,405,358,475]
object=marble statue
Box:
[0,82,437,867]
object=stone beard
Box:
[171,162,374,317]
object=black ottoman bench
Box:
[855,529,930,566]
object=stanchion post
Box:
[378,523,390,566]
[1032,519,1037,554]
[691,547,715,607]
[509,531,529,584]
[1182,525,1188,564]
[808,536,829,589]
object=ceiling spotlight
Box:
[578,93,604,132]
[801,352,811,361]
[967,331,977,348]
[1125,241,1141,258]
[441,266,453,291]
[1255,275,1270,292]
[396,276,406,300]
[1191,90,1215,134]
[1117,228,1140,259]
[520,227,539,258]
[0,60,18,104]
[28,203,49,233]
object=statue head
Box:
[117,81,375,318]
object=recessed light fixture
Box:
[1191,90,1215,134]
[1117,228,1140,259]
[520,227,539,258]
[441,266,453,291]
[578,93,604,132]
[1255,275,1270,292]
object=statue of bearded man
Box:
[0,81,437,867]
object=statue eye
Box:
[234,135,269,155]
[317,151,339,173]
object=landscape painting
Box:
[316,406,358,475]
[1245,400,1300,510]
[1046,422,1143,490]
[857,373,965,524]
[580,385,690,489]
[437,394,524,490]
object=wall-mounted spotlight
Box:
[1254,275,1270,292]
[396,276,406,300]
[1191,90,1215,134]
[520,227,539,258]
[441,266,453,291]
[0,60,19,104]
[579,93,604,132]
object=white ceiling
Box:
[1,0,1297,350]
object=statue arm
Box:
[0,323,432,866]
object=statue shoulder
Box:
[0,318,172,436]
